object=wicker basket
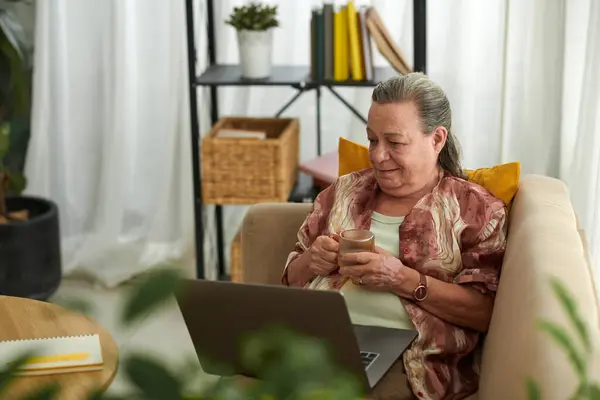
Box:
[201,117,300,204]
[230,228,243,283]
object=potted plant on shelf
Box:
[226,2,279,79]
[0,1,62,300]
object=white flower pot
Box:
[237,29,273,79]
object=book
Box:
[366,8,411,74]
[357,6,373,81]
[315,8,325,81]
[323,4,334,81]
[310,8,318,80]
[312,2,410,82]
[346,1,364,80]
[0,334,104,376]
[333,5,349,81]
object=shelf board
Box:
[195,65,311,87]
[195,64,401,88]
[323,67,401,87]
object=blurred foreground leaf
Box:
[196,376,247,400]
[53,297,95,317]
[530,277,600,400]
[121,267,184,325]
[538,320,585,379]
[0,352,35,395]
[6,169,25,193]
[525,378,541,400]
[0,122,8,158]
[124,354,183,400]
[176,355,203,386]
[590,384,600,400]
[241,327,363,400]
[18,383,60,400]
[550,278,590,352]
[85,387,129,400]
[243,327,332,376]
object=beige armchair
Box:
[240,175,600,399]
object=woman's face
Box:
[367,101,446,198]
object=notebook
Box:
[0,334,104,376]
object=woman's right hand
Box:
[308,235,340,276]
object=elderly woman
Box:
[282,73,507,400]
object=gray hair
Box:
[371,72,466,179]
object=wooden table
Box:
[0,296,119,400]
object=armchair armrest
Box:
[241,202,312,285]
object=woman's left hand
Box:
[338,247,411,292]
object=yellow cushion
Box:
[465,164,520,206]
[338,137,520,206]
[338,136,372,176]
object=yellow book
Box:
[346,1,364,81]
[0,334,103,376]
[333,6,349,81]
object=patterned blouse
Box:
[283,168,508,400]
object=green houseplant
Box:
[225,3,279,79]
[0,0,62,300]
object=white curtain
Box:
[430,0,600,278]
[563,0,600,278]
[208,0,600,281]
[23,0,600,284]
[25,0,195,287]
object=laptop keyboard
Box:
[360,351,380,370]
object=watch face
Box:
[414,285,427,301]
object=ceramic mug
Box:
[338,229,375,267]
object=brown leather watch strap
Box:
[413,272,428,302]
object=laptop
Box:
[176,279,418,391]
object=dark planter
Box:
[0,196,62,300]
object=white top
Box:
[310,211,414,330]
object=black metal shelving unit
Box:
[185,0,427,280]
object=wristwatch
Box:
[413,273,428,302]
